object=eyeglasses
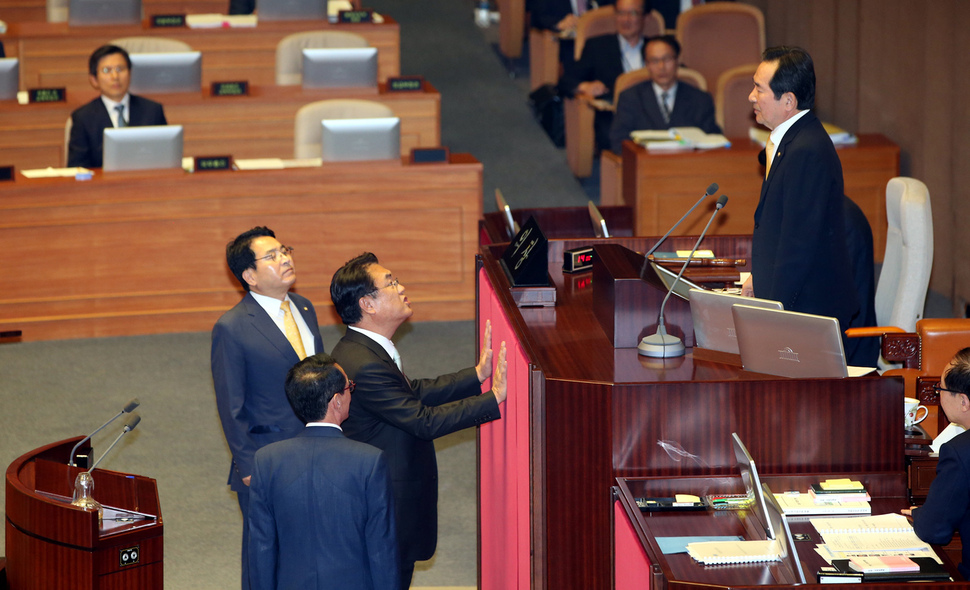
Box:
[255,245,294,264]
[344,380,356,394]
[99,66,129,75]
[615,9,642,16]
[933,381,963,395]
[646,55,676,66]
[368,278,400,296]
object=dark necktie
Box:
[115,104,126,128]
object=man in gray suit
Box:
[212,226,324,589]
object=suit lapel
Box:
[242,293,300,363]
[343,329,409,386]
[756,111,816,214]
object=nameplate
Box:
[387,76,424,92]
[338,9,373,23]
[0,166,13,182]
[151,14,186,27]
[28,88,66,103]
[194,155,233,171]
[500,216,550,288]
[409,147,448,164]
[211,81,249,97]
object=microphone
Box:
[69,398,140,467]
[639,182,718,280]
[639,194,729,358]
[87,414,141,474]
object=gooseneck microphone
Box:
[639,182,718,280]
[69,398,140,467]
[639,194,729,358]
[86,414,141,474]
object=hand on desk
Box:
[901,506,915,516]
[577,81,608,99]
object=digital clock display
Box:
[563,246,595,273]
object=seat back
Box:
[715,63,760,138]
[612,66,704,109]
[276,31,369,86]
[877,177,933,332]
[917,319,970,378]
[293,99,394,158]
[47,0,68,22]
[573,7,665,60]
[676,3,764,93]
[110,37,193,53]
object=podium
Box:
[5,438,163,590]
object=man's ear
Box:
[358,294,378,318]
[89,75,100,91]
[242,267,258,289]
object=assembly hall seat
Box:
[293,98,394,158]
[675,2,764,96]
[110,37,193,53]
[276,31,370,86]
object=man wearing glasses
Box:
[329,252,508,590]
[249,353,398,590]
[67,44,168,168]
[212,226,324,589]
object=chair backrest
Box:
[276,31,369,86]
[876,177,934,332]
[293,99,394,158]
[574,7,665,60]
[612,66,704,109]
[110,37,193,53]
[676,3,765,94]
[715,63,760,138]
[47,0,68,22]
[917,319,970,377]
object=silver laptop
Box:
[732,304,875,378]
[0,59,19,101]
[68,0,140,25]
[301,48,378,89]
[732,433,775,540]
[257,0,326,20]
[689,289,783,354]
[102,125,183,172]
[650,261,703,301]
[588,201,609,238]
[763,483,808,584]
[128,52,202,94]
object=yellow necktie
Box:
[280,301,307,360]
[765,138,775,179]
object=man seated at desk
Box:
[906,347,970,579]
[68,45,167,169]
[608,34,720,154]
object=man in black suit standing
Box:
[249,353,398,590]
[329,252,508,590]
[608,35,720,153]
[741,47,859,350]
[67,45,167,169]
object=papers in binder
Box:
[773,493,870,515]
[811,513,912,535]
[631,126,731,151]
[686,539,782,564]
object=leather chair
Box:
[276,31,369,86]
[47,0,67,22]
[293,99,394,158]
[715,63,761,138]
[675,3,765,94]
[572,6,665,60]
[110,37,193,53]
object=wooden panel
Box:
[0,0,228,22]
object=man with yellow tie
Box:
[212,226,324,590]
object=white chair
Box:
[47,0,68,22]
[276,31,369,86]
[110,37,193,53]
[293,99,394,159]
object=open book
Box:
[686,539,782,565]
[631,126,731,151]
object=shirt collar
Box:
[768,109,810,147]
[348,326,399,363]
[249,290,294,316]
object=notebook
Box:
[731,305,876,378]
[688,289,783,354]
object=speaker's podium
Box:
[5,437,163,589]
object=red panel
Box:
[613,500,652,590]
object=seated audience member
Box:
[531,0,615,73]
[249,353,399,590]
[558,0,647,150]
[68,45,167,169]
[906,347,970,579]
[608,35,720,154]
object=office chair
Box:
[676,2,765,94]
[293,99,394,159]
[276,31,369,86]
[110,37,193,53]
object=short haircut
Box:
[285,354,345,423]
[646,35,681,59]
[89,45,132,77]
[330,252,379,325]
[226,226,276,291]
[945,347,970,397]
[762,46,815,111]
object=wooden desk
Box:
[0,82,440,169]
[619,134,900,262]
[3,18,399,88]
[0,155,482,341]
[0,0,226,22]
[476,236,905,590]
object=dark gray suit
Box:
[249,426,399,590]
[67,95,167,168]
[913,429,970,580]
[609,79,720,153]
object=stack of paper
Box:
[810,514,941,565]
[773,493,870,515]
[686,539,782,565]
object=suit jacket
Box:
[331,329,501,563]
[67,95,167,169]
[751,110,859,333]
[913,429,970,580]
[249,427,399,590]
[228,0,254,14]
[609,79,720,154]
[559,34,644,100]
[211,291,324,491]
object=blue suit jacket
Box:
[609,79,720,154]
[249,427,399,590]
[211,291,324,491]
[913,429,970,580]
[67,94,167,168]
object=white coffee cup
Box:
[905,397,929,430]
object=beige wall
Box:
[746,0,969,317]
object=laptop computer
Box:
[732,304,876,378]
[689,289,783,354]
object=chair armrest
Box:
[845,326,907,338]
[883,332,921,369]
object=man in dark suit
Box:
[249,353,398,590]
[908,347,970,580]
[741,47,859,349]
[558,0,647,150]
[329,252,507,590]
[531,0,614,73]
[212,226,324,590]
[67,45,167,169]
[609,35,721,154]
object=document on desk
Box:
[686,539,782,564]
[773,493,871,515]
[811,513,912,535]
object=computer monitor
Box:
[650,261,703,301]
[257,0,326,20]
[128,52,203,94]
[762,484,808,584]
[68,0,140,26]
[731,432,776,541]
[0,58,18,101]
[102,125,183,172]
[320,117,400,162]
[301,48,378,89]
[689,289,784,355]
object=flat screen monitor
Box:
[321,117,399,162]
[302,48,378,89]
[0,58,18,101]
[103,125,183,172]
[68,0,140,26]
[731,432,776,541]
[257,0,326,20]
[762,484,808,584]
[129,52,202,94]
[650,260,703,301]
